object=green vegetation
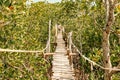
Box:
[0,0,120,80]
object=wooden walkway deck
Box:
[52,31,75,80]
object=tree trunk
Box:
[103,30,112,80]
[102,0,116,80]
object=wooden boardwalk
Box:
[52,30,75,80]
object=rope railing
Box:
[0,39,50,54]
[0,48,43,53]
[0,20,51,54]
[0,38,50,54]
[71,43,120,71]
[67,31,120,71]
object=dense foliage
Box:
[0,0,120,80]
[0,0,52,79]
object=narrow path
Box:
[52,30,75,80]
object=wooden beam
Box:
[69,53,77,56]
[44,53,55,56]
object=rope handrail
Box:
[66,31,120,71]
[0,48,43,53]
[0,20,51,54]
[71,43,120,71]
[0,39,50,53]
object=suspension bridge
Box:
[0,20,120,80]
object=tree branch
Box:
[7,62,25,73]
[0,21,10,27]
[22,63,34,80]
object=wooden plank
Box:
[51,30,75,80]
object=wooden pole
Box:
[69,32,72,53]
[55,24,58,37]
[55,24,58,43]
[46,20,51,53]
[69,32,74,70]
[48,20,51,53]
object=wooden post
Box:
[67,32,72,55]
[46,20,51,53]
[68,32,74,70]
[67,35,69,53]
[62,27,65,33]
[48,20,51,53]
[46,40,49,53]
[69,32,72,53]
[55,24,58,43]
[55,24,58,38]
